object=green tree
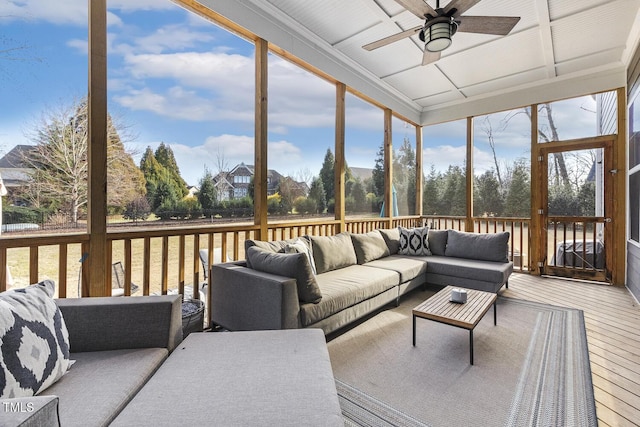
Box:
[308,177,326,214]
[474,169,503,217]
[350,178,366,212]
[198,168,217,212]
[504,160,531,217]
[423,166,441,215]
[319,149,335,202]
[154,143,188,197]
[439,165,466,216]
[372,143,385,197]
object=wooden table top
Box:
[412,286,497,330]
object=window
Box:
[422,119,467,216]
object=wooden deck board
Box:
[505,273,640,427]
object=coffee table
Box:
[412,285,497,365]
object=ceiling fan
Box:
[363,0,521,65]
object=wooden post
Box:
[465,117,474,232]
[415,125,423,218]
[255,38,268,240]
[87,0,108,296]
[529,104,543,275]
[335,83,346,232]
[383,109,393,225]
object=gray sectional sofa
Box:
[211,228,513,335]
[2,294,183,427]
[2,292,342,426]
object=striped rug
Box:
[330,292,597,427]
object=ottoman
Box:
[111,329,343,426]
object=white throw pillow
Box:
[398,226,432,256]
[284,238,317,275]
[0,280,71,398]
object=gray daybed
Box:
[211,228,513,335]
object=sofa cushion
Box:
[425,255,513,284]
[445,230,510,263]
[350,231,390,264]
[41,348,167,427]
[246,246,322,303]
[377,228,400,254]
[427,229,448,256]
[284,238,317,275]
[364,254,428,283]
[310,233,357,274]
[299,265,399,326]
[398,226,432,256]
[0,280,71,399]
[244,237,311,269]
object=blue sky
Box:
[0,0,604,186]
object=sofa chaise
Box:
[1,281,342,426]
[211,228,513,335]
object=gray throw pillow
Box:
[350,231,390,264]
[246,246,322,303]
[427,229,448,256]
[445,230,510,263]
[310,233,358,274]
[244,237,310,269]
[398,226,432,256]
[377,228,400,254]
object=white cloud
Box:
[0,0,168,26]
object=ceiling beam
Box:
[535,0,556,78]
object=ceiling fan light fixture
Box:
[422,18,457,52]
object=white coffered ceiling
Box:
[191,0,640,125]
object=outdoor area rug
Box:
[328,289,597,427]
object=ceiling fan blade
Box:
[444,0,482,18]
[394,0,437,19]
[363,25,422,51]
[422,50,441,65]
[457,16,521,35]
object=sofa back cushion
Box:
[310,233,357,274]
[244,236,311,269]
[350,231,390,264]
[427,229,448,256]
[445,230,510,263]
[246,246,322,303]
[377,228,400,254]
[398,226,432,256]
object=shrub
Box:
[123,197,151,222]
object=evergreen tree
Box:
[439,165,466,216]
[350,178,366,212]
[474,169,503,216]
[308,177,327,214]
[155,143,188,197]
[423,165,441,215]
[372,143,385,197]
[197,168,217,212]
[504,160,531,217]
[319,149,335,202]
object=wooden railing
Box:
[424,215,531,272]
[545,216,606,280]
[1,214,532,328]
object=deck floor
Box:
[504,273,640,427]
